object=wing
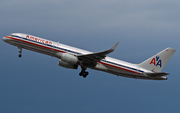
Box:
[77,42,119,62]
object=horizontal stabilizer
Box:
[144,72,169,77]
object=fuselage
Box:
[3,33,167,80]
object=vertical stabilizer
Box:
[138,48,176,72]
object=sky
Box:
[1,0,180,113]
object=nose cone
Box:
[2,37,6,41]
[2,36,8,42]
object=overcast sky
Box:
[1,0,180,113]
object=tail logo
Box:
[150,56,162,67]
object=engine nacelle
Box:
[55,52,78,65]
[58,59,78,69]
[61,53,78,64]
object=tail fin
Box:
[138,48,176,72]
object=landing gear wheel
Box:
[83,74,87,78]
[79,71,89,78]
[18,54,22,58]
[18,47,22,58]
[79,72,83,76]
[79,66,89,78]
[85,72,89,75]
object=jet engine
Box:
[55,52,79,69]
[61,53,78,64]
[58,59,78,69]
[55,52,78,64]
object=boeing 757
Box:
[3,33,176,80]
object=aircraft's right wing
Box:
[77,42,119,62]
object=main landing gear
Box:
[18,47,22,58]
[79,67,89,78]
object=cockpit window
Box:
[10,34,15,37]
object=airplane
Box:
[3,33,176,80]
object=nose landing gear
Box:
[18,54,22,58]
[18,47,22,58]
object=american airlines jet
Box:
[3,33,176,80]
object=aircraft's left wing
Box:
[77,42,119,62]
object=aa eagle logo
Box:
[149,56,162,67]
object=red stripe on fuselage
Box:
[5,36,141,75]
[98,61,141,74]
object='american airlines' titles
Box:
[26,35,52,45]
